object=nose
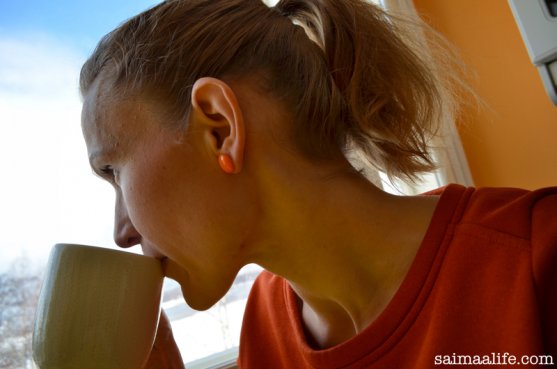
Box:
[114,192,142,248]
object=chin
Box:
[165,259,238,311]
[180,284,225,311]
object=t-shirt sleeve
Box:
[531,193,557,359]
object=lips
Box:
[160,256,169,276]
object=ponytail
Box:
[81,0,460,182]
[274,0,449,181]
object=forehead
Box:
[81,78,152,161]
[81,78,116,149]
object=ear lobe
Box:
[191,77,245,173]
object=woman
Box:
[80,0,557,367]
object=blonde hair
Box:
[80,0,460,181]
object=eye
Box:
[99,165,116,181]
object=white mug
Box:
[32,243,164,369]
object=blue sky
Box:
[0,0,161,54]
[0,1,161,271]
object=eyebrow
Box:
[88,149,116,167]
[88,150,103,165]
[87,150,116,181]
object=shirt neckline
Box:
[282,183,472,368]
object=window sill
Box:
[185,347,239,369]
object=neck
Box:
[245,156,438,349]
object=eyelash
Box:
[99,165,115,179]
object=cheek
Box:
[121,149,218,255]
[122,163,182,243]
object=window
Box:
[0,2,260,368]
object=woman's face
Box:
[81,79,254,310]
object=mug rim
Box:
[53,243,160,263]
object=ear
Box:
[190,77,245,174]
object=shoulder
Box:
[433,185,557,284]
[245,270,286,311]
[240,270,300,367]
[454,185,557,326]
[251,270,283,291]
[457,185,557,240]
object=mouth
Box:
[160,256,169,276]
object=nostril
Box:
[114,232,142,248]
[120,235,141,248]
[114,218,142,248]
[127,235,142,247]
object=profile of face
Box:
[81,75,260,310]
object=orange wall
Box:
[414,0,557,189]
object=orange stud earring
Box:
[218,154,235,174]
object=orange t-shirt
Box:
[238,184,557,368]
